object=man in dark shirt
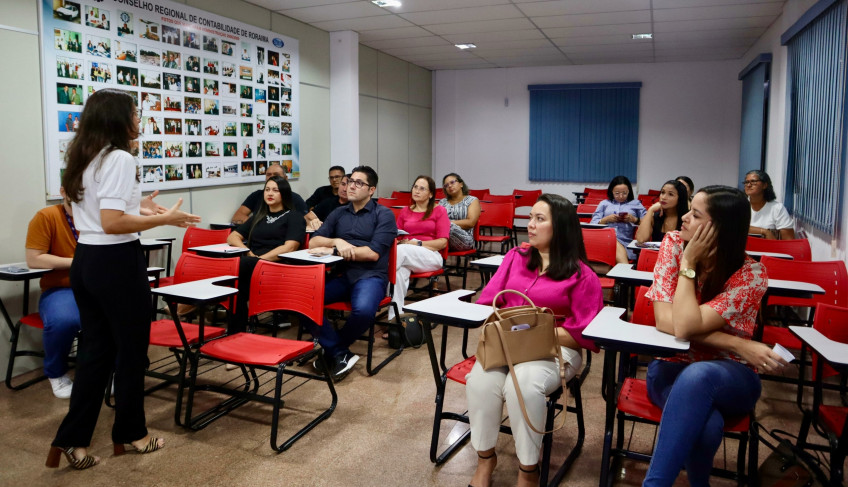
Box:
[230,163,307,223]
[305,174,349,230]
[304,165,345,210]
[307,166,397,380]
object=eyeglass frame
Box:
[348,178,373,189]
[443,179,460,189]
[742,179,762,186]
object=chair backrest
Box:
[583,197,605,205]
[469,189,490,199]
[575,203,598,223]
[377,197,398,208]
[759,257,848,308]
[636,249,660,272]
[637,194,657,209]
[512,189,542,210]
[183,227,231,253]
[647,189,661,196]
[249,260,325,325]
[582,228,618,270]
[630,286,656,327]
[811,303,848,381]
[584,187,607,199]
[435,188,445,200]
[481,194,515,206]
[745,236,812,261]
[478,202,514,230]
[390,191,412,206]
[173,253,240,309]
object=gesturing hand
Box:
[682,221,716,267]
[164,198,201,228]
[140,190,168,216]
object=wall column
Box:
[330,30,359,169]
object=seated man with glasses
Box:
[307,166,397,380]
[230,163,307,224]
[305,165,346,211]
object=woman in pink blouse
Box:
[643,185,788,486]
[390,176,449,320]
[466,194,603,487]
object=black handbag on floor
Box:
[387,313,424,349]
[755,422,828,487]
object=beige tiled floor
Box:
[0,272,834,486]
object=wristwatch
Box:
[332,247,339,256]
[417,240,423,246]
[678,268,696,279]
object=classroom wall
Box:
[736,0,847,262]
[359,45,432,196]
[432,61,742,199]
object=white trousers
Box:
[465,346,582,465]
[389,244,443,320]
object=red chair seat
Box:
[761,326,802,350]
[448,248,476,257]
[200,333,313,366]
[447,356,477,385]
[20,313,44,329]
[819,405,847,435]
[411,269,444,279]
[477,235,510,243]
[618,378,749,432]
[149,319,226,347]
[326,296,391,312]
[599,277,615,289]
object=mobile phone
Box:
[510,324,531,331]
[618,212,629,220]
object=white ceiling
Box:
[244,0,786,70]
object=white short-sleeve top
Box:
[750,199,794,231]
[72,148,141,245]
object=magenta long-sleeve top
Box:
[476,247,604,352]
[396,205,450,241]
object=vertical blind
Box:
[528,83,641,183]
[737,54,771,186]
[782,0,847,234]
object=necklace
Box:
[266,210,288,224]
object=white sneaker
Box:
[49,374,73,399]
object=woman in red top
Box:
[643,185,788,486]
[390,176,449,320]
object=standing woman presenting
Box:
[48,89,200,470]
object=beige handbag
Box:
[475,289,567,434]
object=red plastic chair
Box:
[584,187,607,199]
[324,241,402,375]
[157,227,232,287]
[390,191,411,207]
[575,203,598,223]
[445,221,480,290]
[636,249,660,272]
[613,287,758,484]
[582,228,617,295]
[745,236,812,261]
[377,197,398,208]
[479,194,515,205]
[468,189,490,199]
[183,261,337,452]
[4,312,56,391]
[409,245,451,297]
[796,303,848,484]
[647,189,661,196]
[637,194,657,209]
[435,188,445,200]
[476,202,514,255]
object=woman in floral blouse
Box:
[642,185,788,486]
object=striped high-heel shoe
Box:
[45,446,99,470]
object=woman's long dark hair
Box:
[695,185,751,303]
[247,176,293,247]
[62,89,138,203]
[442,172,469,197]
[659,179,689,231]
[676,175,695,201]
[410,175,436,219]
[519,194,587,281]
[607,175,635,202]
[745,169,777,202]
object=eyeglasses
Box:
[443,179,459,188]
[412,185,429,192]
[349,178,371,189]
[612,191,629,196]
[743,179,761,186]
[328,175,343,180]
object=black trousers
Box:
[52,240,152,447]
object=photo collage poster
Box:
[40,0,300,197]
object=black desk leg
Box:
[599,348,618,487]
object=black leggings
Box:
[52,240,152,447]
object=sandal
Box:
[46,446,99,470]
[113,437,164,456]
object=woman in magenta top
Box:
[390,175,449,320]
[466,194,603,487]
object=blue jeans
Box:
[39,287,82,378]
[306,276,386,360]
[643,359,761,487]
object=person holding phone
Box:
[590,175,646,263]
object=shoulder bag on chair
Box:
[476,289,568,434]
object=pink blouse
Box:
[477,247,604,352]
[646,231,768,365]
[396,205,450,241]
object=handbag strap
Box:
[491,289,554,320]
[490,320,568,435]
